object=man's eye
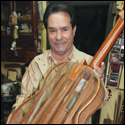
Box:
[63,28,68,31]
[50,30,55,33]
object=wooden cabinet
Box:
[1,1,38,63]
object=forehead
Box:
[48,12,71,28]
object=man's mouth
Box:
[55,41,66,46]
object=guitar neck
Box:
[89,17,124,69]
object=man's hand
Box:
[94,62,105,82]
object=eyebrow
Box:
[48,27,54,29]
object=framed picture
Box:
[118,35,124,45]
[119,45,124,62]
[107,64,120,87]
[110,53,119,63]
[111,44,121,53]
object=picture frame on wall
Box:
[107,64,120,87]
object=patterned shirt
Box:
[13,46,93,108]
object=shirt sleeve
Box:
[99,82,109,109]
[12,59,43,108]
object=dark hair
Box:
[43,2,76,29]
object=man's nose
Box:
[56,30,63,40]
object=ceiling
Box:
[48,1,113,6]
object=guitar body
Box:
[7,62,105,124]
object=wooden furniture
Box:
[1,1,38,63]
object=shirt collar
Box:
[48,51,57,68]
[48,46,76,64]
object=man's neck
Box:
[51,48,73,63]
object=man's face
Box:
[47,12,76,56]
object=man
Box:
[7,2,108,124]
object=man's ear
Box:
[73,25,77,37]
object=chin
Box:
[56,50,65,55]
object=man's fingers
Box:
[101,62,105,70]
[94,62,105,82]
